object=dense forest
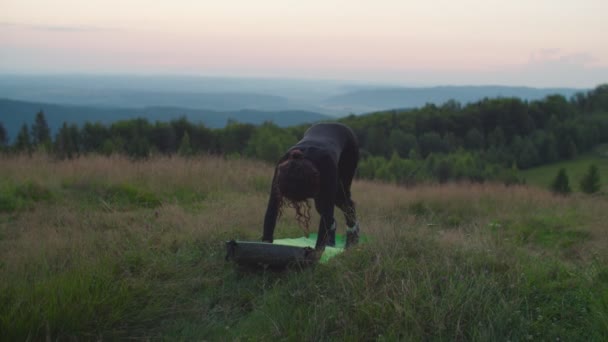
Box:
[1,84,607,185]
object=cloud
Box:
[529,48,597,66]
[537,48,561,60]
[497,50,607,88]
[340,49,608,88]
[557,53,596,65]
[0,21,121,33]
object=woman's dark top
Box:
[262,123,358,248]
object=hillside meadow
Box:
[1,154,608,340]
[521,145,608,193]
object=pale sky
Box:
[1,0,607,87]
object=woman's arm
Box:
[262,166,280,243]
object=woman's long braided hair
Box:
[274,149,320,233]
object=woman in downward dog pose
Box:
[262,122,360,250]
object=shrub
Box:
[580,164,601,194]
[551,168,571,195]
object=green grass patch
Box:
[61,181,161,210]
[0,259,148,340]
[0,181,53,212]
[166,186,207,208]
[62,180,209,210]
[249,175,272,193]
[100,183,161,209]
[201,238,605,341]
[0,238,222,340]
[491,212,591,254]
[515,216,589,248]
[407,199,476,228]
[516,260,599,340]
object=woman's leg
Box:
[336,139,359,247]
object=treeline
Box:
[343,84,608,183]
[1,84,607,185]
[0,115,303,162]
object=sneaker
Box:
[345,222,359,249]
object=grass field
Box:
[1,154,608,340]
[521,145,608,193]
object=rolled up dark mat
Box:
[225,240,317,268]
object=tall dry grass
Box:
[1,153,607,340]
[1,153,271,192]
[355,180,608,258]
[0,153,274,274]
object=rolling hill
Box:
[1,74,590,117]
[521,145,608,193]
[0,98,331,141]
[323,85,584,113]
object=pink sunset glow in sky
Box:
[1,0,607,87]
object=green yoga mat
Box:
[273,233,346,264]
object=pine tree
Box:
[551,168,571,195]
[178,131,193,157]
[31,110,51,148]
[0,122,7,149]
[15,124,32,154]
[68,123,81,157]
[55,122,75,159]
[580,164,601,194]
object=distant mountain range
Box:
[0,99,331,142]
[0,75,588,116]
[0,88,292,112]
[0,74,591,142]
[0,75,338,114]
[322,86,585,113]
